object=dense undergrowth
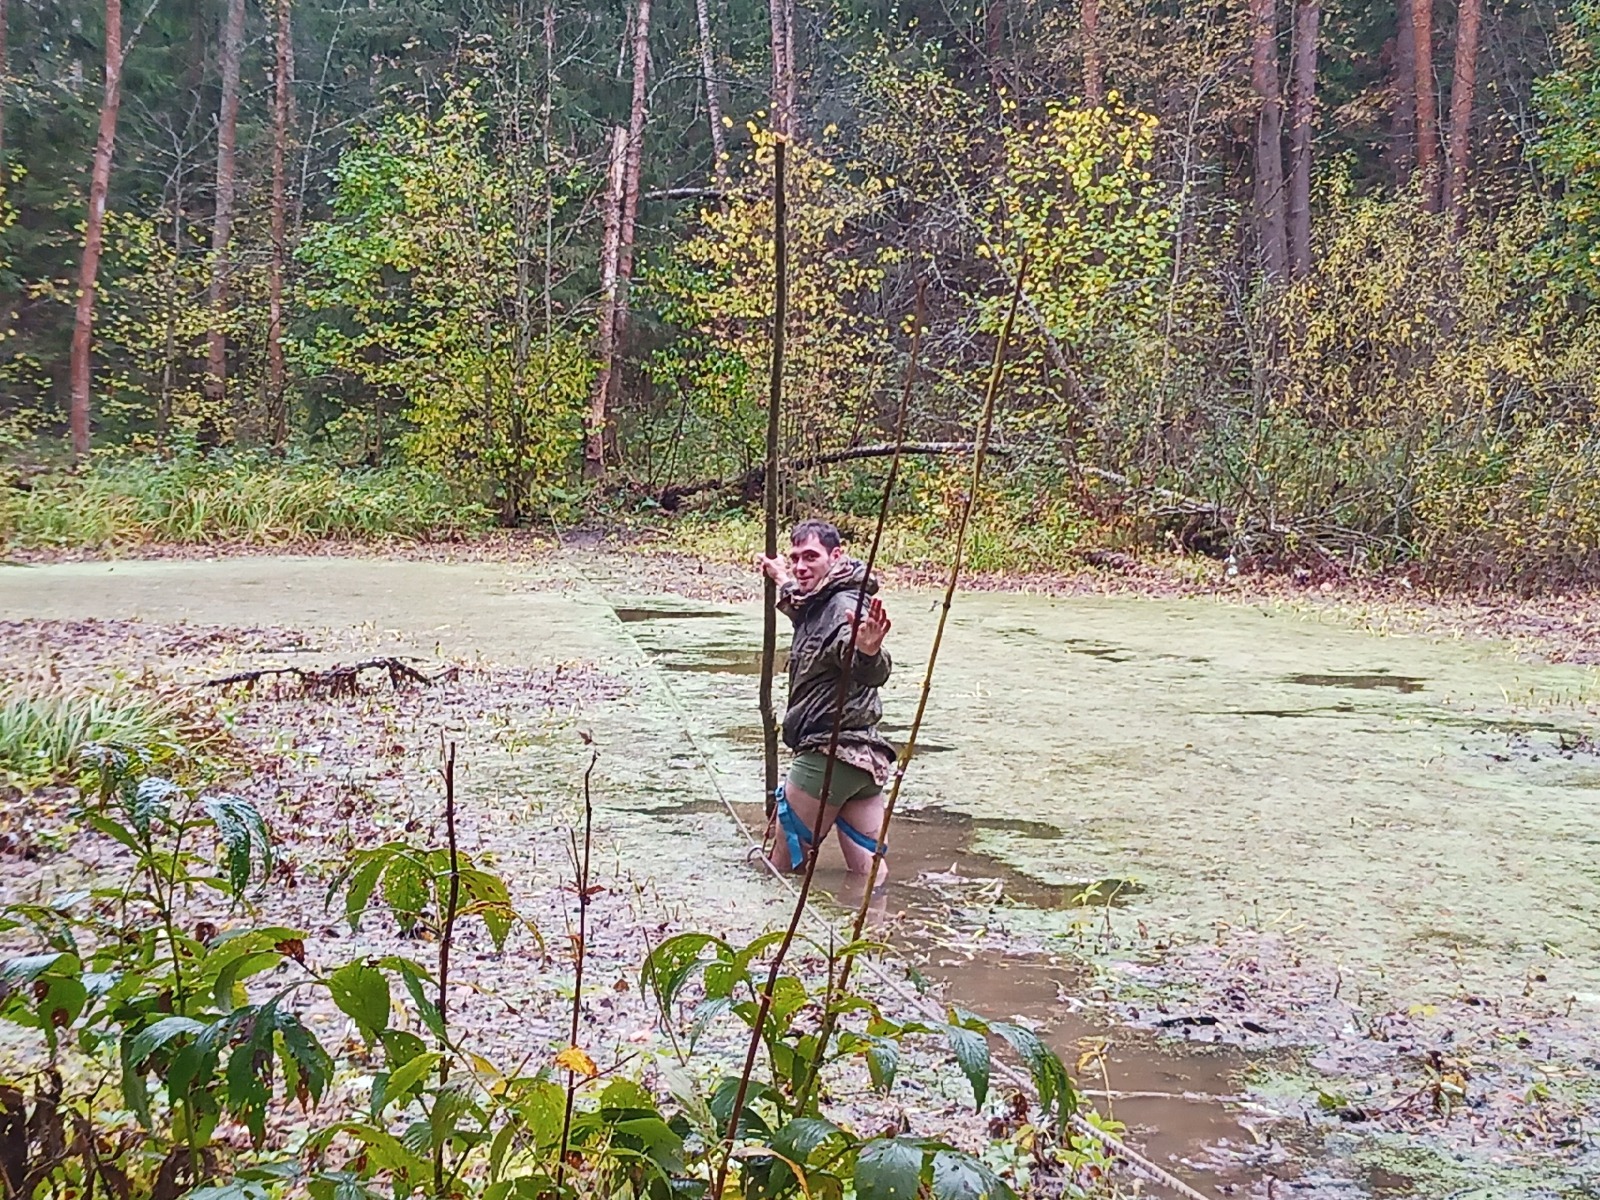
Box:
[9,426,1600,594]
[0,449,490,551]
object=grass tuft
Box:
[2,448,491,550]
[0,686,188,784]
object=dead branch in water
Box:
[203,657,454,697]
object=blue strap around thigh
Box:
[773,784,886,867]
[774,785,812,869]
[834,815,886,857]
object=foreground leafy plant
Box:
[1,743,1102,1200]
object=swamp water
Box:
[4,556,1598,1197]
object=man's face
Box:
[788,534,842,594]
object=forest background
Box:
[3,0,1600,588]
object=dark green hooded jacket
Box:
[778,557,895,774]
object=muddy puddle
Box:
[6,558,1599,1198]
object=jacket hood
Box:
[803,556,878,608]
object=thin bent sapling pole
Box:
[710,282,926,1200]
[796,258,1030,1117]
[556,743,599,1190]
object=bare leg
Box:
[836,791,889,886]
[767,782,840,873]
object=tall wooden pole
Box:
[758,140,787,812]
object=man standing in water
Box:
[758,519,894,885]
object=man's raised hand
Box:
[757,553,791,588]
[846,596,891,656]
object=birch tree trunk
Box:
[68,0,126,459]
[781,0,796,135]
[769,0,795,136]
[1249,0,1288,281]
[1287,0,1319,277]
[1411,0,1440,211]
[1,0,9,182]
[1442,0,1482,226]
[693,0,727,189]
[205,0,247,407]
[594,0,653,465]
[585,125,627,480]
[616,0,651,289]
[266,0,290,444]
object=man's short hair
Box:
[790,518,842,550]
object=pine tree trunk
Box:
[1249,0,1288,281]
[1082,0,1103,105]
[266,0,290,444]
[984,0,1005,99]
[585,125,627,480]
[205,0,246,407]
[1387,9,1417,184]
[1411,0,1439,210]
[68,0,126,460]
[693,0,727,191]
[1443,0,1481,225]
[1287,0,1319,277]
[1,0,9,182]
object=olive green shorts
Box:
[787,751,882,807]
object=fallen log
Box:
[204,657,454,698]
[1078,464,1390,564]
[659,441,1010,510]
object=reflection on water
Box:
[659,648,787,675]
[614,606,732,623]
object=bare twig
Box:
[555,745,600,1191]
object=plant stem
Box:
[795,259,1029,1116]
[556,746,598,1190]
[434,742,460,1197]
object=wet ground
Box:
[4,553,1598,1197]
